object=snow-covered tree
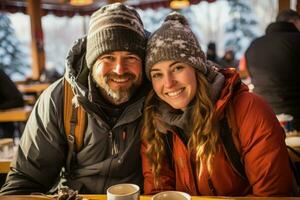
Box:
[224,0,259,57]
[43,14,87,75]
[0,13,30,80]
[137,7,171,33]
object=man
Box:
[206,42,219,64]
[219,49,238,69]
[245,9,300,131]
[0,3,149,194]
[276,9,300,31]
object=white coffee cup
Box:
[107,183,140,200]
[151,191,191,200]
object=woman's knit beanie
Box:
[145,12,207,79]
[86,3,146,69]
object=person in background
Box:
[206,42,219,64]
[39,68,63,83]
[237,55,250,80]
[219,48,239,69]
[0,3,149,195]
[277,9,300,31]
[237,55,252,89]
[141,12,295,196]
[0,69,24,138]
[245,9,300,131]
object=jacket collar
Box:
[214,69,247,119]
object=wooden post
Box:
[297,0,300,13]
[278,0,290,13]
[26,0,45,81]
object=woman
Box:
[141,12,295,196]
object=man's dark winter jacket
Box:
[0,37,149,194]
[245,21,300,130]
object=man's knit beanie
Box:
[145,12,207,79]
[86,3,146,69]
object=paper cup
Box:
[107,183,140,200]
[152,191,191,200]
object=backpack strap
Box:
[63,78,86,151]
[63,78,87,173]
[220,117,247,180]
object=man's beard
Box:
[93,72,142,105]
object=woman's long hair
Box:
[142,70,220,187]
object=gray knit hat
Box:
[145,12,207,79]
[86,3,146,69]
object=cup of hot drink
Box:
[276,113,294,133]
[151,191,191,200]
[107,183,140,200]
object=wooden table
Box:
[0,160,11,174]
[285,131,300,162]
[0,195,299,200]
[23,95,37,105]
[17,83,50,94]
[0,139,14,174]
[83,196,300,200]
[0,106,32,122]
[0,107,32,174]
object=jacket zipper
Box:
[103,130,117,192]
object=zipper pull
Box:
[109,131,119,155]
[122,131,126,140]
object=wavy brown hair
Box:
[142,70,220,187]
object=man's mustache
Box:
[105,72,136,81]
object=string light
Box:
[170,0,190,10]
[70,0,93,6]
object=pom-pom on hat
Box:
[145,12,207,79]
[86,3,146,69]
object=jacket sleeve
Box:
[233,91,294,196]
[0,79,67,195]
[141,139,175,195]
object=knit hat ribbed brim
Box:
[86,3,146,69]
[145,12,207,79]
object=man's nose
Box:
[113,59,126,75]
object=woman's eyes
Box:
[172,65,184,72]
[151,73,162,79]
[151,64,186,79]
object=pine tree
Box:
[224,0,258,56]
[0,13,29,79]
[137,8,170,33]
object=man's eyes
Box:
[100,55,114,61]
[126,56,140,62]
[98,55,140,63]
